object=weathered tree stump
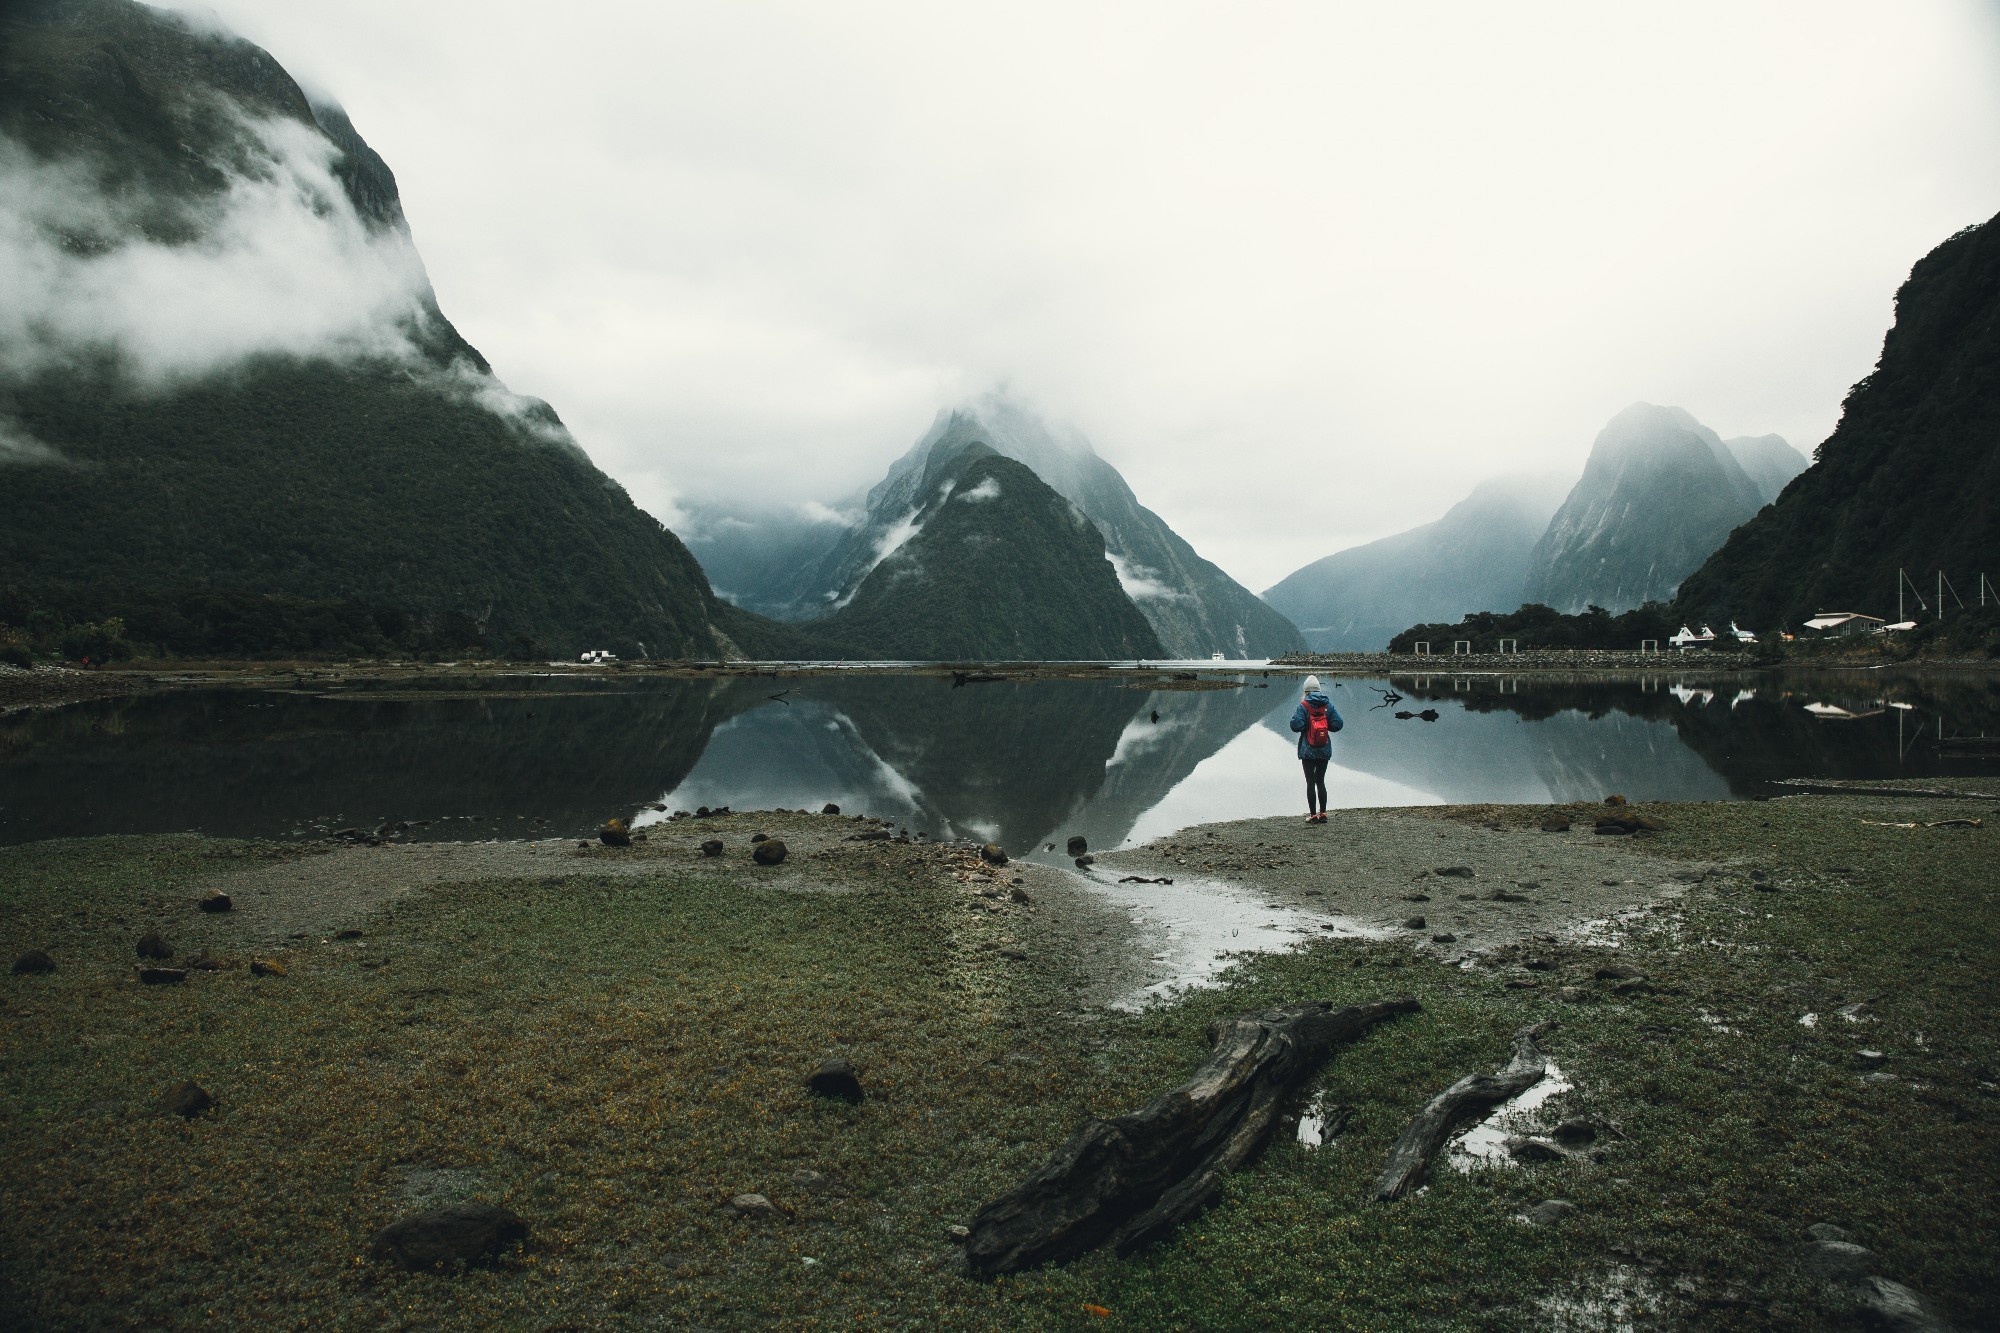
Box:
[1372,1024,1549,1202]
[963,997,1418,1276]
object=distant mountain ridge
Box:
[1678,208,2000,629]
[1261,473,1569,651]
[688,396,1303,658]
[1523,403,1775,614]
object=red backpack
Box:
[1304,700,1330,747]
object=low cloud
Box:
[956,476,1001,503]
[1108,551,1185,603]
[0,106,434,388]
[0,418,71,466]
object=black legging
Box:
[1302,754,1329,814]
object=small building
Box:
[1802,612,1886,637]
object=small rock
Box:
[136,966,187,985]
[1431,933,1457,944]
[1604,794,1627,806]
[1505,1135,1569,1162]
[1434,866,1475,878]
[1856,1049,1887,1068]
[156,1080,214,1118]
[701,840,724,857]
[576,841,591,850]
[1402,916,1427,930]
[1489,890,1531,903]
[370,1202,529,1270]
[1857,1276,1950,1332]
[1595,963,1644,981]
[822,803,841,815]
[807,1057,864,1105]
[1074,855,1094,868]
[981,844,1009,866]
[753,839,788,866]
[11,949,55,976]
[1595,812,1665,835]
[946,1224,971,1243]
[725,1193,778,1220]
[334,928,363,940]
[1504,977,1541,990]
[1405,892,1431,902]
[1806,1222,1856,1245]
[1010,887,1032,905]
[1539,815,1572,833]
[183,949,226,971]
[1066,835,1088,857]
[599,819,632,847]
[790,1169,827,1192]
[136,931,173,960]
[250,958,287,977]
[750,832,769,843]
[1524,1199,1576,1226]
[1750,869,1769,883]
[1552,1117,1600,1146]
[1523,958,1554,971]
[1805,1239,1877,1282]
[998,949,1028,962]
[198,890,232,914]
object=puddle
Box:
[1535,1264,1664,1331]
[1295,1093,1354,1148]
[1449,1060,1573,1169]
[1073,870,1389,1011]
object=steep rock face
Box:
[0,0,736,658]
[693,396,1302,657]
[1678,209,2000,628]
[1724,434,1809,505]
[1525,404,1767,614]
[812,446,1163,661]
[1262,474,1569,651]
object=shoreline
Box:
[3,792,1995,1327]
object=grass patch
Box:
[1,797,1995,1328]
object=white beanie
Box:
[1303,675,1321,694]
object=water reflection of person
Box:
[1289,674,1343,824]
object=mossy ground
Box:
[1,795,1994,1329]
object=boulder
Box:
[1805,1239,1877,1282]
[750,833,769,843]
[136,931,173,960]
[806,1057,864,1105]
[1524,1199,1576,1226]
[981,844,1009,867]
[1856,1276,1950,1332]
[1402,916,1427,930]
[599,819,632,847]
[725,1193,778,1221]
[1552,1117,1601,1146]
[1066,836,1088,857]
[136,966,188,985]
[1503,1135,1570,1162]
[822,803,841,815]
[753,839,788,866]
[1074,855,1094,868]
[250,958,288,978]
[1807,1222,1856,1245]
[1604,794,1627,806]
[1431,933,1457,944]
[1594,963,1644,981]
[198,890,232,914]
[157,1080,214,1118]
[370,1202,530,1270]
[1010,887,1033,905]
[1595,812,1665,835]
[1434,866,1475,878]
[11,949,55,976]
[1539,815,1572,833]
[701,840,724,857]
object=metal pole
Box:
[1939,571,1944,625]
[1899,568,1905,621]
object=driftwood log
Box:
[1372,1024,1549,1202]
[963,997,1418,1277]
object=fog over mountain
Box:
[687,395,1301,658]
[1723,434,1811,505]
[1261,474,1569,652]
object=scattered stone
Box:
[724,1193,779,1220]
[848,830,892,841]
[1539,815,1572,833]
[1066,835,1088,857]
[751,833,769,843]
[1595,964,1644,981]
[1010,887,1033,905]
[1404,892,1431,902]
[1504,1135,1569,1162]
[1431,933,1457,944]
[1074,855,1094,868]
[981,844,1009,866]
[1750,869,1769,883]
[1524,1199,1577,1226]
[946,1224,971,1243]
[1434,866,1475,878]
[701,840,724,857]
[250,958,287,977]
[807,1057,864,1105]
[1856,1049,1887,1069]
[1523,958,1554,971]
[822,803,841,815]
[1856,1276,1950,1332]
[790,1169,827,1192]
[753,839,788,866]
[1805,1238,1878,1282]
[198,890,233,914]
[599,819,632,847]
[1402,916,1427,930]
[1489,890,1532,903]
[184,948,229,971]
[370,1202,529,1270]
[156,1080,214,1118]
[576,841,591,850]
[1552,1117,1600,1146]
[335,929,363,940]
[135,931,173,960]
[12,949,55,976]
[1604,794,1627,806]
[136,966,187,985]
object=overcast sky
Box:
[174,0,2000,590]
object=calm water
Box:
[2,669,1995,855]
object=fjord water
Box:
[1,671,1993,850]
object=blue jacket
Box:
[1289,691,1344,760]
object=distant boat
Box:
[1669,624,1717,649]
[1210,652,1225,661]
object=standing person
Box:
[1289,674,1343,823]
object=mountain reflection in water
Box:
[0,670,1994,850]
